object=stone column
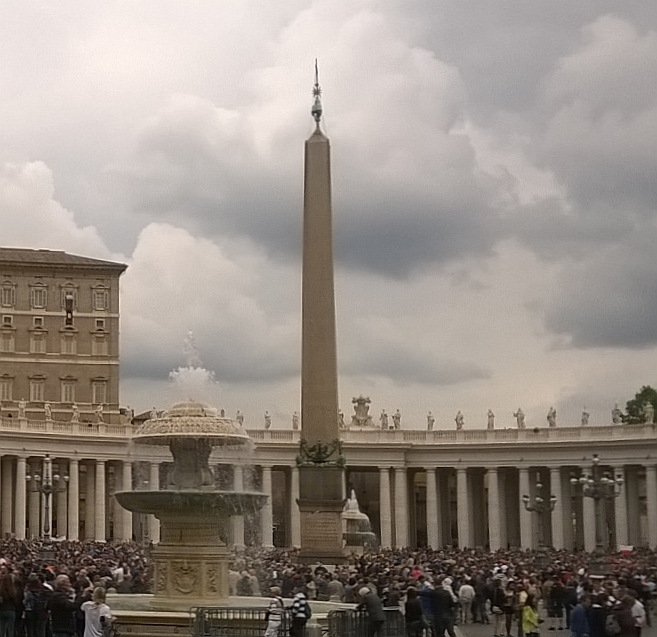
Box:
[232,465,245,547]
[95,461,106,542]
[1,457,13,536]
[121,461,133,541]
[550,467,564,549]
[581,467,596,551]
[148,462,160,543]
[645,464,657,548]
[626,467,641,546]
[426,467,439,549]
[290,466,301,548]
[519,467,533,549]
[15,456,26,540]
[394,467,409,547]
[85,462,95,540]
[260,466,274,548]
[561,469,574,549]
[55,461,67,538]
[487,468,501,551]
[457,468,470,548]
[379,468,392,548]
[28,461,40,539]
[68,459,79,540]
[614,465,628,547]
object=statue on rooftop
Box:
[611,403,623,424]
[350,396,374,428]
[427,411,435,431]
[18,398,26,419]
[44,402,52,421]
[513,408,526,429]
[264,411,272,430]
[547,406,557,428]
[95,404,104,424]
[644,402,655,425]
[380,409,389,430]
[71,403,80,423]
[581,408,590,426]
[392,409,402,430]
[236,410,244,426]
[338,409,346,430]
[487,409,495,430]
[292,411,299,430]
[455,411,464,430]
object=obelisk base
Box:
[297,466,347,564]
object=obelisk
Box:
[297,62,346,563]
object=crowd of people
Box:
[1,539,657,637]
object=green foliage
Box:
[625,385,657,424]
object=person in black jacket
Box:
[357,587,386,637]
[405,587,425,637]
[419,577,456,637]
[49,576,76,637]
[0,572,21,637]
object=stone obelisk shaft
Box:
[299,125,345,562]
[302,129,339,443]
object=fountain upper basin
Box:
[115,490,267,516]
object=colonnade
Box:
[371,463,656,550]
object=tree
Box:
[625,385,657,424]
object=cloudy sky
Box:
[1,0,657,430]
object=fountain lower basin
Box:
[115,490,267,516]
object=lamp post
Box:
[570,454,623,557]
[522,479,556,554]
[26,455,69,544]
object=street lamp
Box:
[570,454,623,555]
[522,480,557,554]
[26,455,69,544]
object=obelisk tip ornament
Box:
[311,59,323,128]
[298,62,346,563]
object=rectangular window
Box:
[1,285,15,308]
[61,333,77,355]
[61,380,76,403]
[95,319,105,330]
[93,289,108,311]
[92,381,107,405]
[2,315,12,326]
[30,332,46,354]
[30,379,45,402]
[60,287,77,309]
[33,317,44,328]
[92,334,108,356]
[0,378,12,401]
[0,332,14,353]
[31,286,47,309]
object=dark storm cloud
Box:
[544,231,657,348]
[343,344,491,385]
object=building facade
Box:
[0,248,126,424]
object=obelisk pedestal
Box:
[297,67,346,563]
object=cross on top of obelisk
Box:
[311,58,323,128]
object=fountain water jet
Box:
[115,400,266,610]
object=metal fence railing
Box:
[327,608,404,637]
[191,606,293,637]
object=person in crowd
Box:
[615,596,639,637]
[404,587,425,637]
[569,594,591,637]
[521,594,541,637]
[24,574,49,637]
[588,593,608,637]
[503,580,518,637]
[327,573,344,603]
[547,576,565,631]
[264,586,285,637]
[458,577,476,624]
[49,575,76,637]
[356,586,386,637]
[491,577,507,637]
[80,587,112,637]
[628,590,646,637]
[289,584,310,637]
[0,572,20,637]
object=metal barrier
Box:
[327,608,404,637]
[191,606,293,637]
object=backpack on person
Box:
[605,613,621,637]
[303,600,312,620]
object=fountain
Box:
[115,400,267,610]
[342,490,378,553]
